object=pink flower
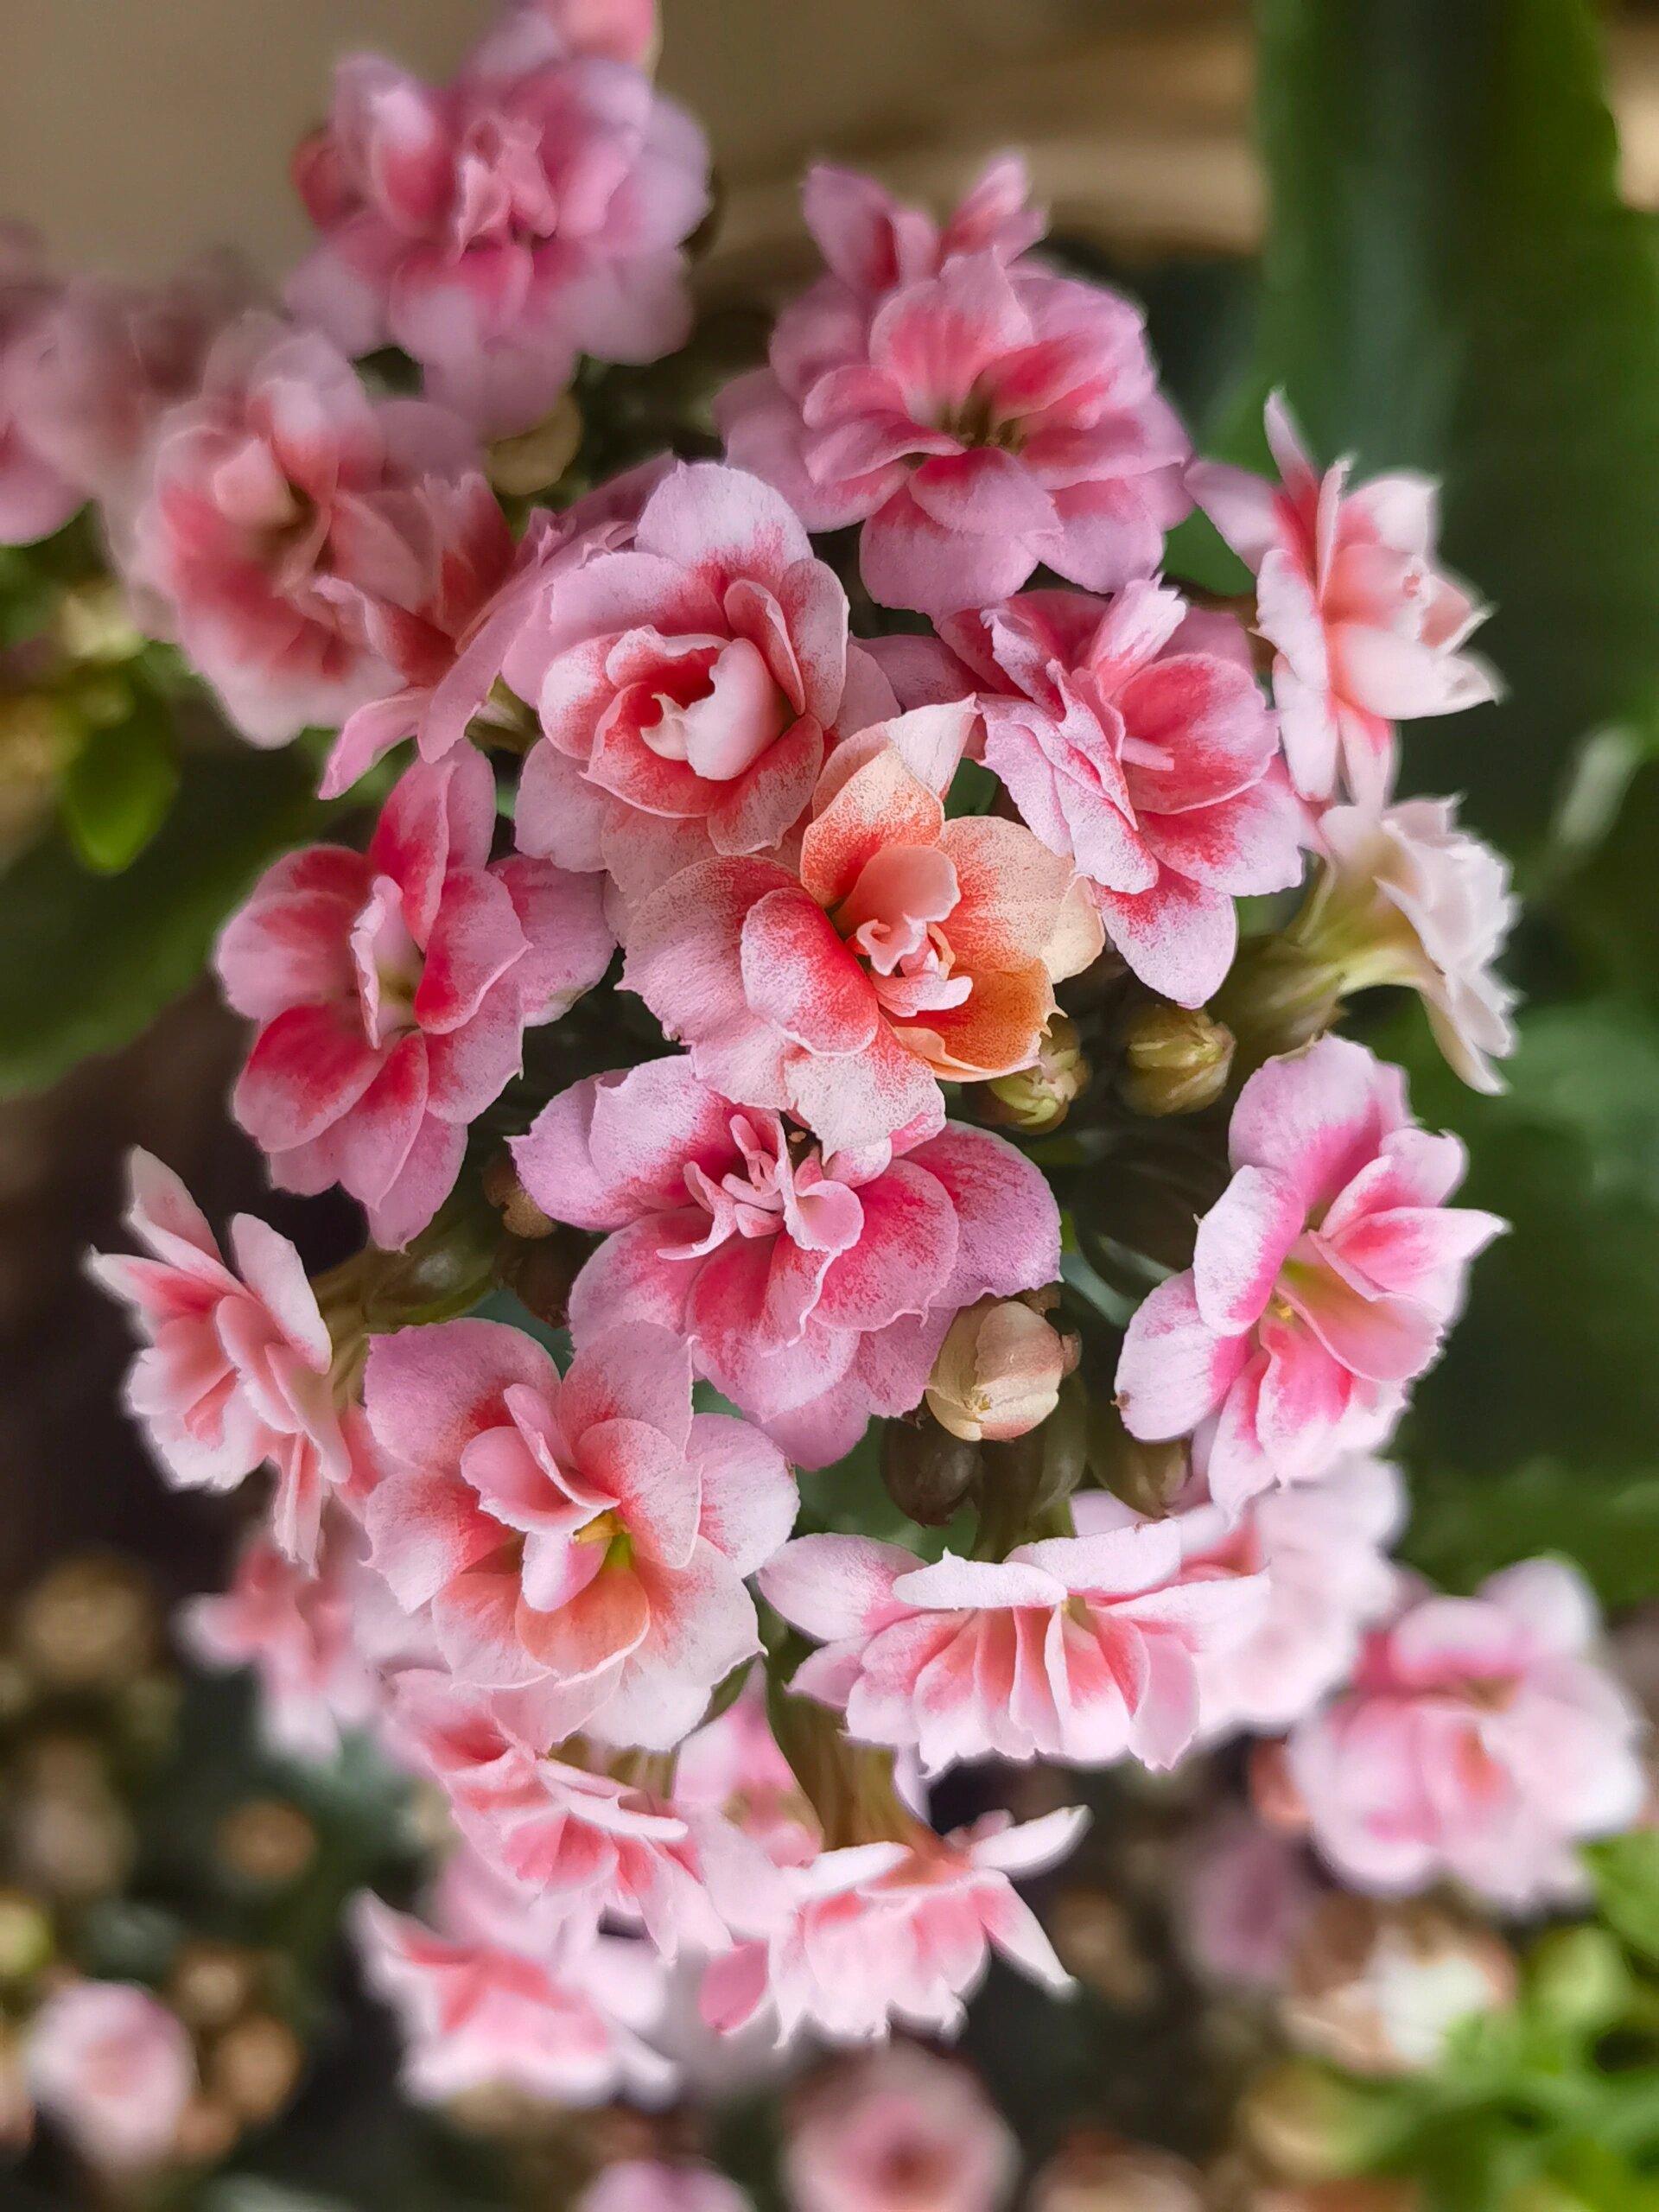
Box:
[88,1149,349,1565]
[580,2164,753,2212]
[128,311,512,745]
[1115,1035,1504,1514]
[623,709,1103,1155]
[1178,1453,1407,1737]
[760,1515,1265,1777]
[1178,1812,1319,1993]
[1191,395,1499,805]
[1286,1560,1647,1908]
[354,1848,675,2105]
[718,247,1190,620]
[0,226,80,543]
[785,2042,1016,2212]
[215,749,612,1248]
[702,1807,1086,2044]
[524,0,661,69]
[925,584,1305,1006]
[510,1057,1059,1468]
[384,1669,787,1956]
[25,1982,195,2172]
[796,155,1045,308]
[514,461,900,904]
[288,23,709,438]
[675,1675,822,1870]
[360,1317,796,1749]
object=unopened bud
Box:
[1049,1891,1156,2011]
[483,1153,555,1240]
[880,1412,982,1527]
[925,1295,1073,1444]
[16,1556,156,1688]
[486,392,582,497]
[53,578,144,665]
[494,1228,584,1331]
[168,1941,261,2032]
[976,1371,1090,1556]
[0,1891,52,1983]
[1029,2133,1205,2212]
[214,1799,316,1888]
[1120,1003,1234,1117]
[1090,1402,1191,1518]
[982,1014,1089,1132]
[1216,936,1344,1069]
[172,2094,240,2167]
[1284,1897,1516,2076]
[208,2012,303,2124]
[1238,2061,1383,2184]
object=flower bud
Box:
[1119,1003,1234,1117]
[1215,936,1344,1069]
[1049,1889,1156,2010]
[493,1230,584,1331]
[925,1296,1072,1444]
[1028,2133,1205,2212]
[982,1014,1090,1132]
[0,1891,52,1984]
[880,1412,982,1527]
[214,1799,316,1888]
[207,2012,303,2124]
[1237,2061,1384,2184]
[487,392,582,497]
[482,1152,556,1240]
[1283,1897,1516,2076]
[167,1941,261,2033]
[15,1557,156,1688]
[1089,1402,1191,1519]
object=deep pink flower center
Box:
[834,844,971,1021]
[350,878,423,1048]
[450,112,561,251]
[635,634,789,782]
[671,1112,862,1262]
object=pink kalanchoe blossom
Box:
[625,708,1103,1155]
[1115,1034,1504,1515]
[675,1675,823,1871]
[912,583,1306,1006]
[580,2164,753,2212]
[361,1316,795,1749]
[1286,1560,1647,1909]
[510,1056,1059,1468]
[760,1515,1265,1777]
[355,1848,675,2106]
[88,1149,350,1566]
[127,310,512,745]
[718,244,1190,620]
[288,20,709,439]
[0,226,80,543]
[25,1982,195,2173]
[215,748,612,1248]
[526,0,661,69]
[785,2042,1017,2212]
[702,1806,1086,2045]
[796,155,1044,313]
[514,461,900,903]
[1191,395,1500,806]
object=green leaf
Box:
[1243,0,1659,854]
[59,688,178,872]
[0,746,323,1097]
[1587,1832,1659,1966]
[1402,1462,1659,1611]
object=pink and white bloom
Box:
[25,1982,195,2173]
[288,22,709,438]
[524,0,661,69]
[127,312,512,745]
[719,247,1190,620]
[354,1848,674,2106]
[920,584,1305,1006]
[761,1515,1265,1777]
[88,1149,349,1566]
[215,749,612,1248]
[675,1675,823,1871]
[1299,798,1518,1095]
[514,462,899,903]
[1115,1035,1504,1514]
[702,1806,1086,2044]
[1286,1560,1647,1910]
[1192,395,1499,806]
[580,2164,753,2212]
[361,1317,795,1749]
[795,156,1045,309]
[785,2041,1016,2212]
[624,709,1103,1155]
[511,1056,1059,1467]
[0,226,79,543]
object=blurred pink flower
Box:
[524,0,660,68]
[215,749,613,1247]
[797,156,1045,308]
[785,2042,1016,2212]
[580,2164,753,2212]
[0,226,80,543]
[1178,1811,1319,1993]
[511,1056,1058,1468]
[288,21,709,438]
[128,311,511,744]
[1192,395,1499,806]
[88,1149,349,1565]
[25,1982,195,2173]
[1287,1560,1647,1908]
[675,1675,822,1870]
[1115,1036,1503,1513]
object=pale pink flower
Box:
[675,1675,823,1871]
[514,461,899,904]
[215,749,612,1249]
[919,584,1305,1006]
[1299,798,1517,1095]
[1287,1560,1647,1909]
[795,156,1045,310]
[702,1806,1086,2044]
[0,226,80,543]
[354,1848,675,2106]
[1178,1453,1407,1737]
[523,0,660,69]
[1178,1811,1319,1993]
[25,1981,195,2172]
[580,2164,753,2212]
[1192,395,1499,806]
[1115,1035,1504,1514]
[785,2042,1016,2212]
[510,1056,1058,1468]
[88,1149,349,1566]
[761,1516,1265,1777]
[127,311,512,745]
[623,709,1103,1156]
[361,1317,796,1750]
[718,245,1189,620]
[288,22,709,439]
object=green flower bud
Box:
[982,1014,1090,1132]
[1119,1002,1234,1117]
[880,1413,982,1527]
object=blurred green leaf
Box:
[1242,0,1659,853]
[0,745,322,1097]
[59,688,178,872]
[1403,1462,1659,1610]
[1587,1832,1659,1967]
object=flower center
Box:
[636,635,789,782]
[451,113,560,251]
[575,1510,633,1573]
[939,380,1027,454]
[834,843,972,1023]
[349,877,423,1049]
